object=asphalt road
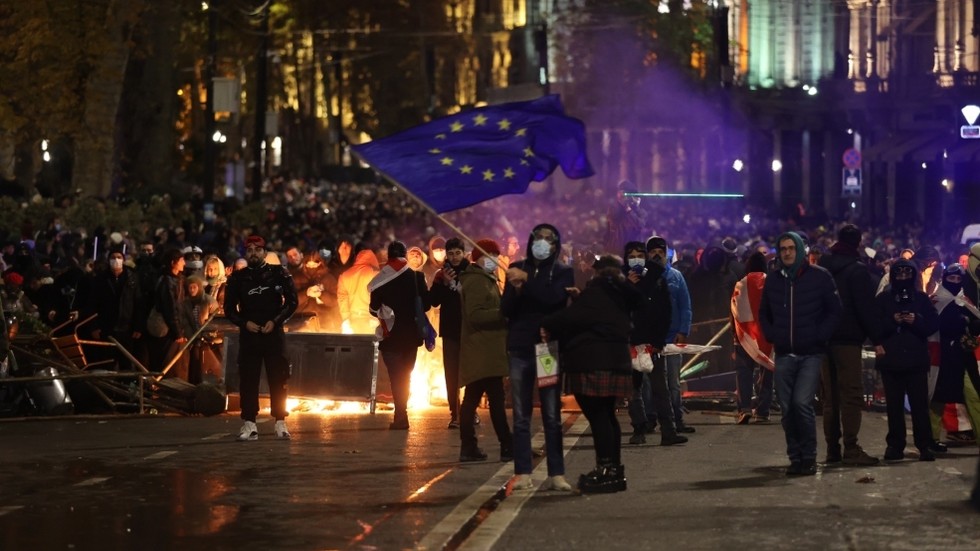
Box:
[1,403,978,551]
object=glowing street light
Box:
[771,160,782,172]
[732,159,744,172]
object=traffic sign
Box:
[961,125,980,139]
[842,148,862,169]
[842,168,861,196]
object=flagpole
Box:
[350,149,496,263]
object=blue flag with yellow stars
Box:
[351,94,593,213]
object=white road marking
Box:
[0,506,24,517]
[941,467,962,476]
[417,415,589,551]
[74,477,110,487]
[144,451,177,460]
[202,433,228,440]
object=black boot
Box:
[578,463,627,494]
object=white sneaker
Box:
[543,475,572,492]
[513,474,534,491]
[237,421,258,441]
[274,420,290,439]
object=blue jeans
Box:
[735,345,773,417]
[774,353,823,462]
[664,354,684,426]
[509,353,564,476]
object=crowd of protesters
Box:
[1,175,979,500]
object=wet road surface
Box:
[1,405,978,550]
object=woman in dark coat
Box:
[540,255,642,493]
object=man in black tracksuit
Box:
[224,235,298,441]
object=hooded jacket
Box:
[874,259,939,370]
[338,250,380,325]
[500,223,574,354]
[818,241,882,345]
[759,232,842,355]
[458,263,508,385]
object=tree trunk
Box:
[72,0,146,198]
[130,1,179,197]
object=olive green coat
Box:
[458,264,508,387]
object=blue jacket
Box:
[665,267,692,341]
[759,263,842,356]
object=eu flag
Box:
[351,95,593,213]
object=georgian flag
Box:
[731,272,775,370]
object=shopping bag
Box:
[535,341,560,387]
[631,344,654,373]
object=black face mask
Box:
[943,281,963,295]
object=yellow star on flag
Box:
[436,133,447,140]
[498,119,511,131]
[440,157,454,166]
[450,121,464,133]
[473,114,488,126]
[482,169,495,181]
[515,128,527,137]
[523,147,535,158]
[520,159,530,166]
[429,148,441,154]
[460,165,473,174]
[503,167,515,179]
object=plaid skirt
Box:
[565,370,633,398]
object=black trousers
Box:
[443,338,461,418]
[576,394,622,465]
[459,376,511,452]
[381,347,418,419]
[880,368,932,452]
[238,330,290,422]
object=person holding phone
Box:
[874,258,940,461]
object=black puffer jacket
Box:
[759,262,842,356]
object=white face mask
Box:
[531,239,552,260]
[109,258,124,270]
[627,258,645,269]
[432,250,446,263]
[481,256,497,272]
[187,260,204,270]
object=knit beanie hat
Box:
[470,239,501,262]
